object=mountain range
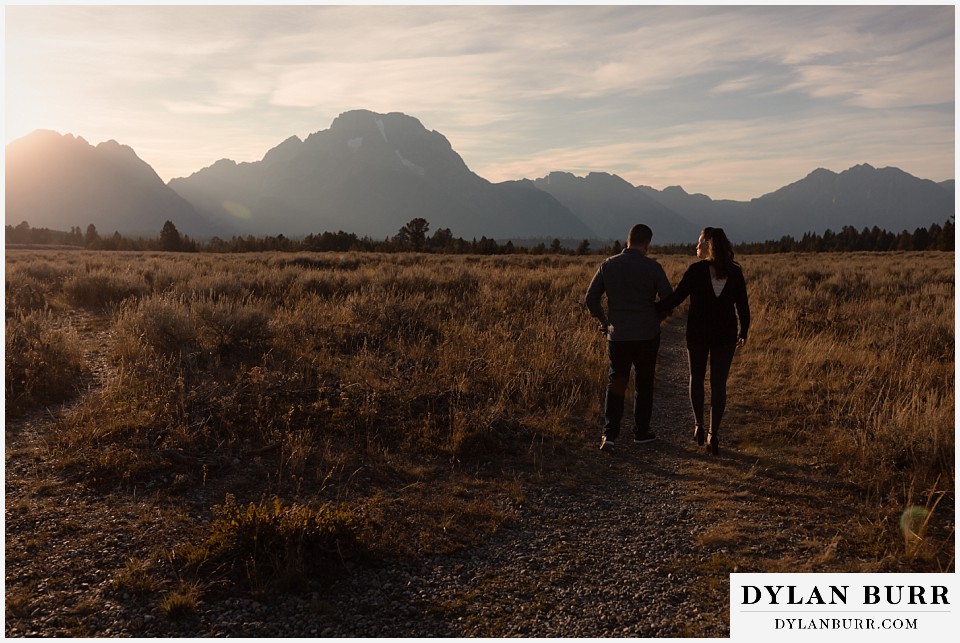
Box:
[5,110,955,244]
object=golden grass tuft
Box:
[158,581,201,620]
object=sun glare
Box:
[221,200,253,220]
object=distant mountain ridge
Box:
[5,130,201,237]
[740,164,956,240]
[5,111,955,243]
[168,110,594,240]
[533,171,701,243]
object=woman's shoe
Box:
[707,433,719,456]
[694,424,705,446]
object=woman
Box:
[657,227,750,455]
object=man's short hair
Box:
[628,224,653,247]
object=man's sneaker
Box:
[600,436,615,451]
[634,432,657,444]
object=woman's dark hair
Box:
[701,227,738,279]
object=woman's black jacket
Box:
[656,260,750,347]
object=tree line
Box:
[734,221,954,253]
[5,221,200,252]
[6,216,954,255]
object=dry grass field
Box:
[689,251,954,573]
[732,253,953,499]
[5,248,954,626]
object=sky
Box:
[4,2,956,201]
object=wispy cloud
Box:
[5,5,954,199]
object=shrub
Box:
[62,269,148,309]
[189,495,372,591]
[5,273,50,313]
[5,310,85,415]
[114,294,198,360]
[193,295,271,354]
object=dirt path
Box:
[5,312,200,636]
[5,316,861,636]
[287,320,863,637]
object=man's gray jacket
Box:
[585,247,673,341]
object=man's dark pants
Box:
[603,334,660,440]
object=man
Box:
[585,224,673,451]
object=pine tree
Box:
[160,220,182,251]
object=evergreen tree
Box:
[939,219,955,250]
[85,224,100,248]
[912,226,932,251]
[160,220,182,251]
[395,218,430,251]
[429,227,454,252]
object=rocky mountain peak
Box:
[262,135,303,165]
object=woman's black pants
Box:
[687,343,737,435]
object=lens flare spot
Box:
[900,505,929,544]
[221,200,252,220]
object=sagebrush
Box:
[5,248,953,576]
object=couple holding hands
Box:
[585,224,750,456]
